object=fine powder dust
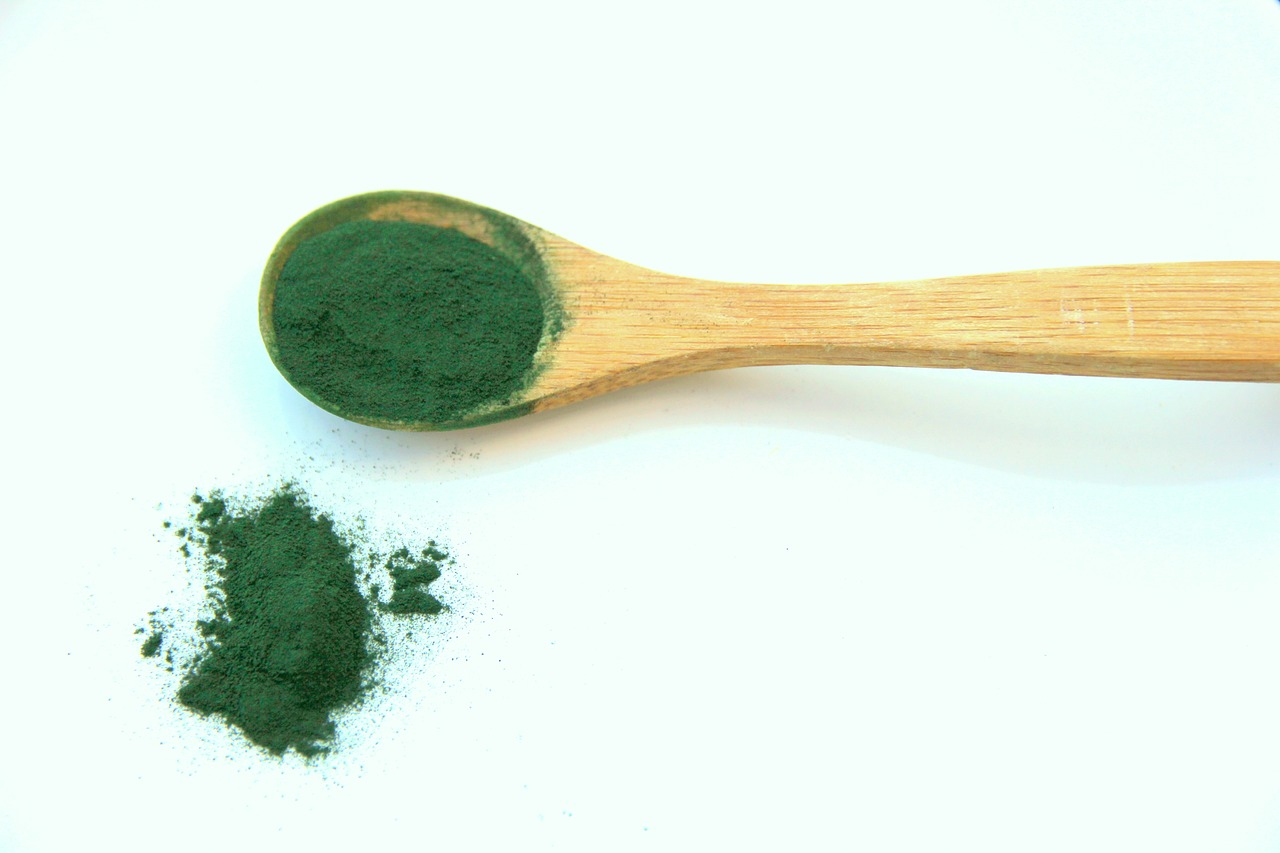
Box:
[142,485,451,757]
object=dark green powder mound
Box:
[271,220,546,426]
[176,488,374,757]
[144,486,451,758]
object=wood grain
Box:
[526,235,1280,414]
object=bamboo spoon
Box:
[260,191,1280,431]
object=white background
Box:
[2,1,1279,851]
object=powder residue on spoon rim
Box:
[271,220,545,426]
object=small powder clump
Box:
[140,629,163,658]
[271,220,545,426]
[381,544,448,617]
[144,485,451,757]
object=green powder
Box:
[271,220,546,427]
[144,486,451,757]
[140,630,163,658]
[139,609,168,660]
[381,545,447,617]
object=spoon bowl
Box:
[261,191,1280,431]
[259,191,563,429]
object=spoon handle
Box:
[562,259,1280,383]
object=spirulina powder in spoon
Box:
[142,485,450,757]
[271,219,546,427]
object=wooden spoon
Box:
[260,191,1280,431]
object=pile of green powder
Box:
[142,486,450,757]
[271,220,546,426]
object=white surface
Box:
[2,1,1279,851]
